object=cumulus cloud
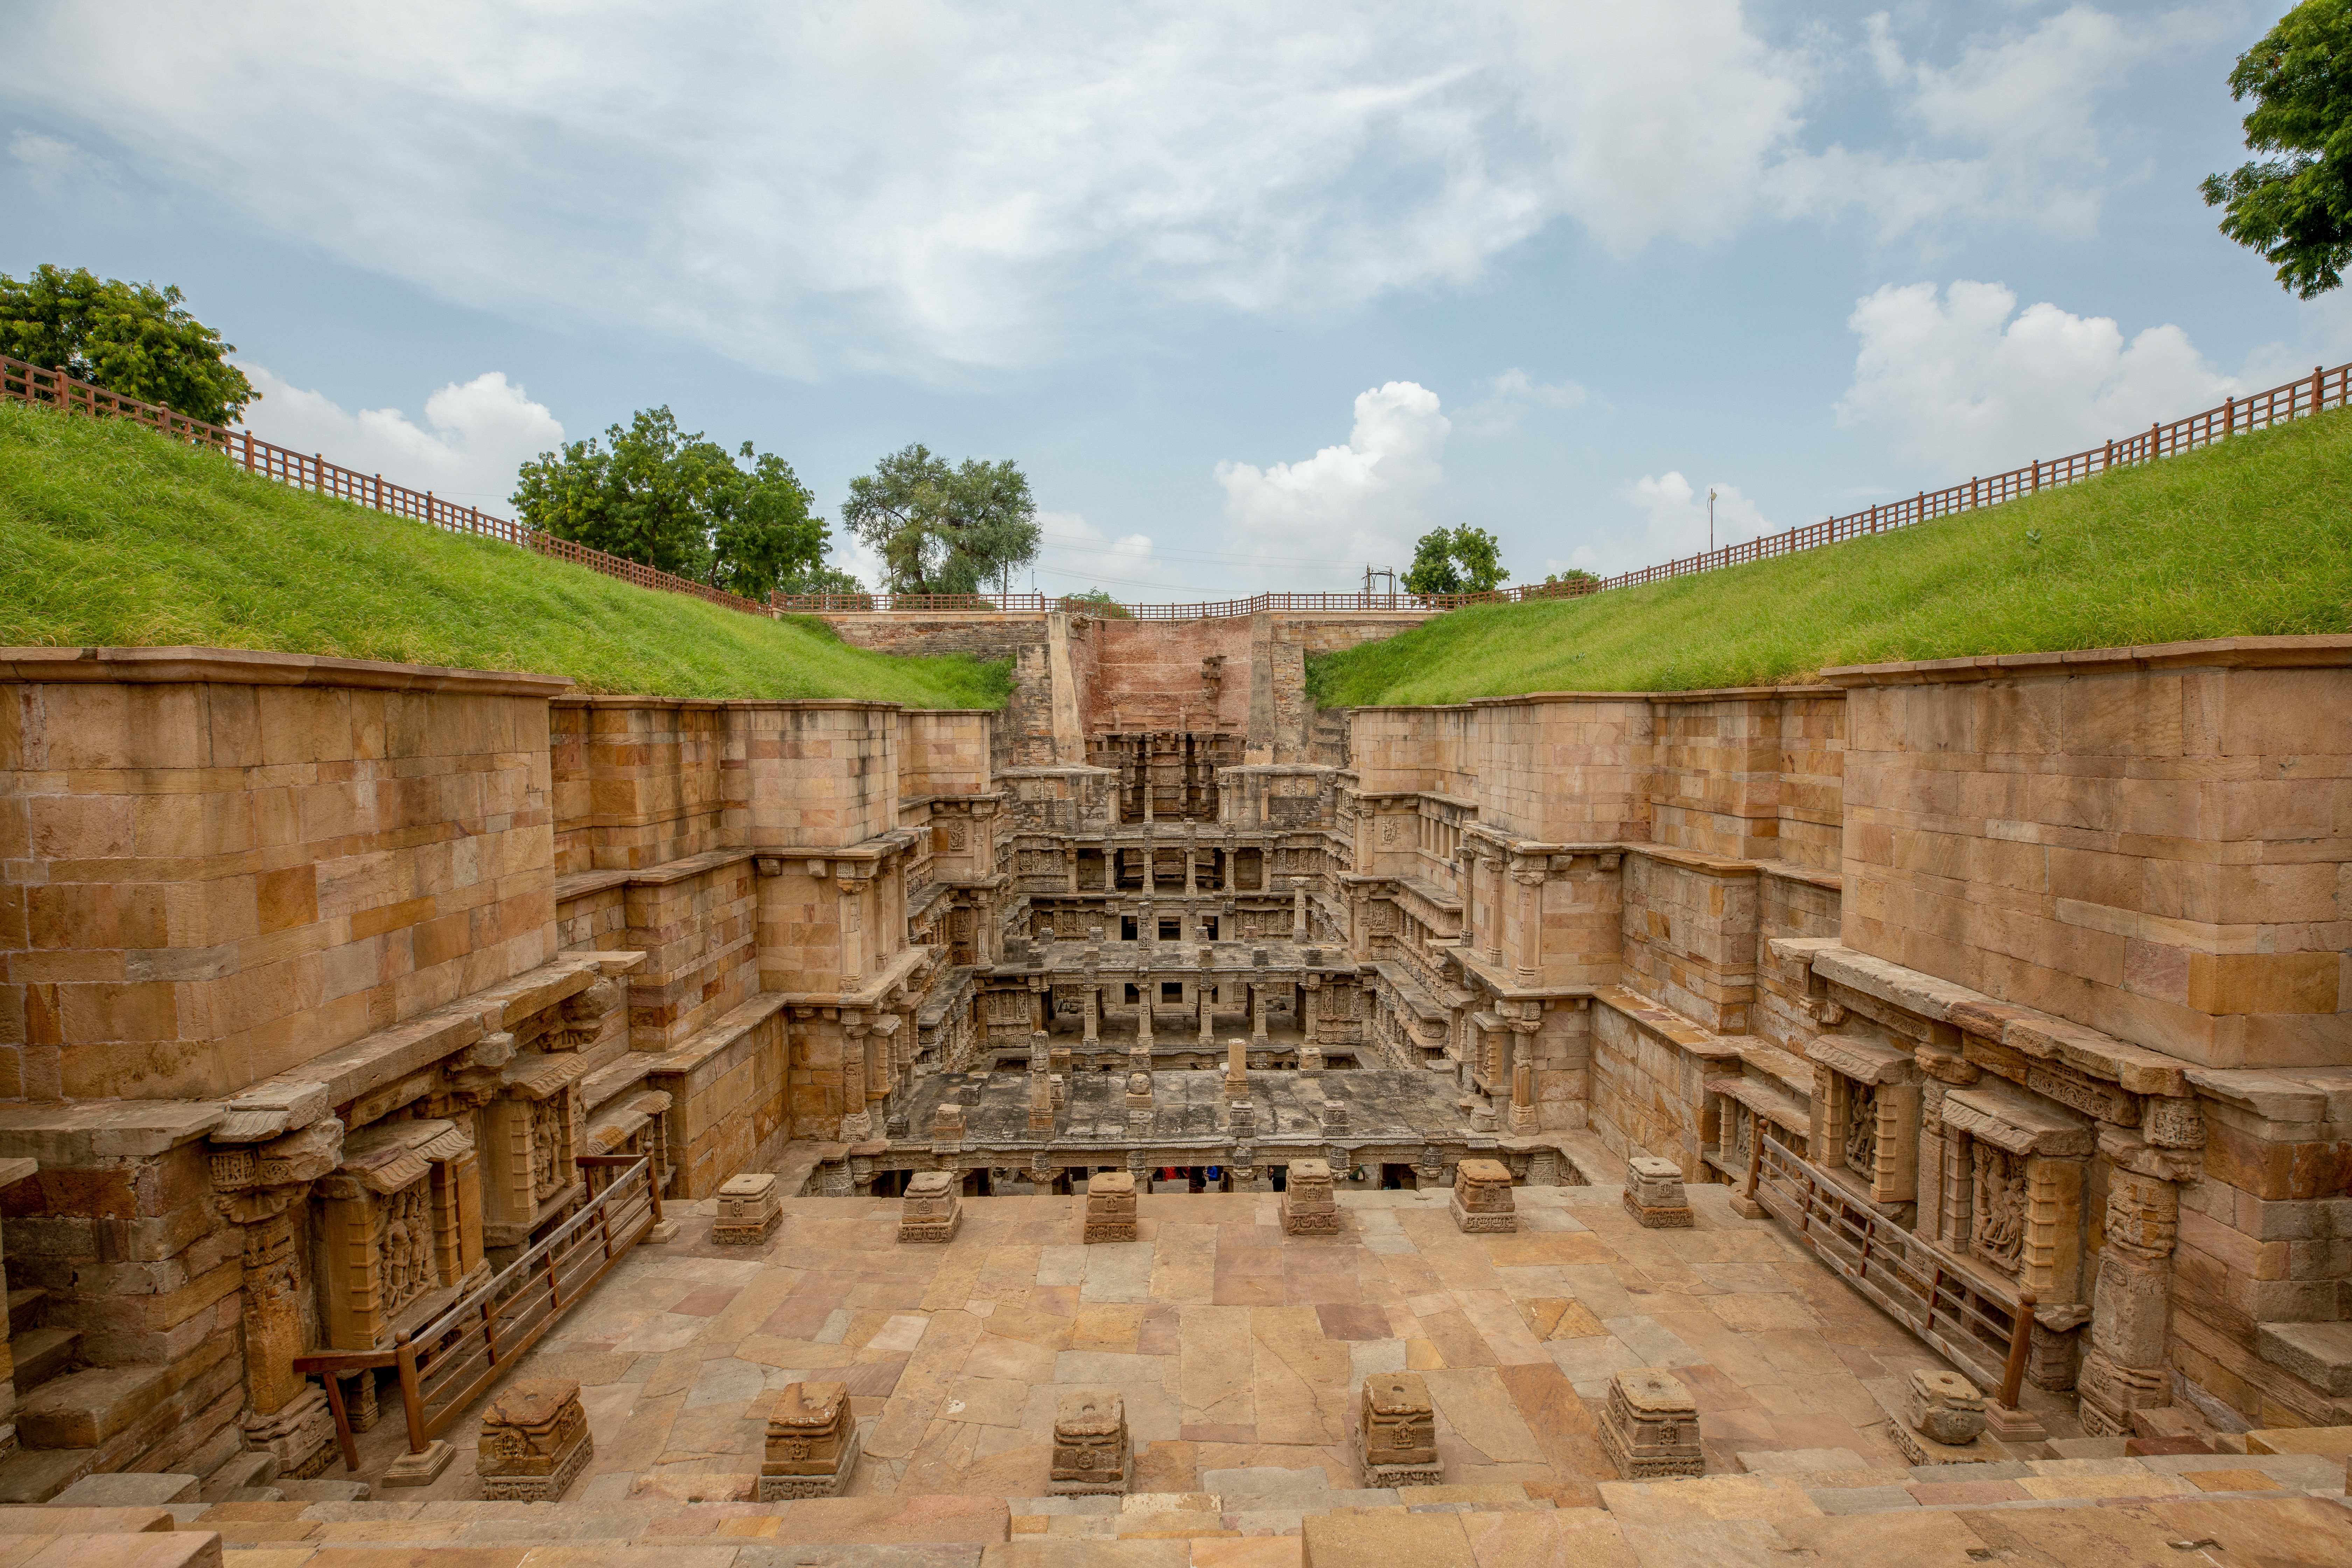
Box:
[1836,281,2237,477]
[1215,382,1450,587]
[0,3,2185,376]
[238,367,563,511]
[1032,510,1176,597]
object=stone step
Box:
[197,1455,276,1504]
[0,1444,100,1505]
[2256,1320,2352,1397]
[16,1366,173,1452]
[7,1288,46,1339]
[9,1328,80,1395]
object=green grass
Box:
[1310,407,2352,706]
[0,402,1010,707]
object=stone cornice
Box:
[0,644,575,696]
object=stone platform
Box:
[312,1179,2109,1507]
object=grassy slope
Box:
[0,402,1009,707]
[1311,407,2352,706]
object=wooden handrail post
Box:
[1998,1289,2037,1409]
[1742,1133,1763,1205]
[394,1333,427,1456]
[646,1160,663,1224]
[320,1370,362,1474]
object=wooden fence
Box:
[0,355,771,618]
[11,350,2347,628]
[291,1152,659,1471]
[1748,1133,2033,1405]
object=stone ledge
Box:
[554,850,758,904]
[1819,632,2352,686]
[0,1102,223,1164]
[0,645,574,696]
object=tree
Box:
[1534,568,1600,597]
[511,407,830,600]
[0,265,258,425]
[1056,588,1133,618]
[2203,0,2352,298]
[842,443,1039,595]
[1401,525,1507,595]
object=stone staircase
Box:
[0,1447,2344,1567]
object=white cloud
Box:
[1455,368,1595,438]
[0,3,2186,377]
[1835,281,2238,477]
[7,130,112,194]
[238,367,563,511]
[1032,510,1172,597]
[1557,472,1772,576]
[1215,381,1450,587]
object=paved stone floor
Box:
[341,1179,2087,1505]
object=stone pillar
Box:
[1510,1058,1537,1136]
[1301,977,1321,1056]
[1084,1172,1137,1242]
[1480,857,1504,967]
[840,1019,872,1141]
[1029,1029,1055,1131]
[1226,1037,1249,1099]
[1281,1157,1340,1235]
[1185,833,1199,894]
[837,877,865,980]
[214,1119,346,1480]
[1068,847,1080,894]
[1137,972,1155,1050]
[1512,870,1542,983]
[2076,1160,2180,1437]
[1249,982,1268,1044]
[1083,986,1100,1045]
[1198,980,1216,1044]
[1291,878,1308,942]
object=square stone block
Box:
[1084,1172,1136,1243]
[1597,1368,1703,1479]
[478,1377,593,1501]
[1905,1368,1986,1446]
[900,1170,962,1243]
[1449,1158,1516,1233]
[712,1171,782,1245]
[1049,1390,1129,1494]
[1357,1371,1443,1485]
[760,1380,861,1499]
[1281,1157,1340,1236]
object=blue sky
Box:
[5,1,2344,597]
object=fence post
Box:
[1998,1289,2037,1410]
[2315,364,2326,413]
[394,1333,427,1455]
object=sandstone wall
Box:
[2,649,568,1102]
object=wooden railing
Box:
[291,1153,659,1472]
[14,350,2347,630]
[0,356,771,618]
[1745,1133,2033,1405]
[779,359,2352,619]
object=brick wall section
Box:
[1832,644,2352,1070]
[550,697,732,874]
[897,710,993,803]
[0,650,567,1100]
[1619,849,1761,1034]
[817,614,1055,769]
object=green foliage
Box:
[1307,410,2352,706]
[0,401,1010,708]
[2203,0,2352,297]
[844,443,1040,594]
[511,407,830,601]
[0,265,258,425]
[1056,588,1133,617]
[1401,525,1507,595]
[779,564,870,596]
[1545,568,1599,588]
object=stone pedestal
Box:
[244,1384,338,1481]
[1280,1158,1340,1237]
[899,1170,962,1242]
[1449,1158,1517,1233]
[1084,1172,1137,1243]
[478,1378,592,1501]
[712,1172,782,1245]
[1623,1156,1694,1229]
[1048,1391,1129,1495]
[1597,1369,1704,1479]
[1356,1372,1442,1485]
[759,1380,861,1500]
[1891,1368,2006,1465]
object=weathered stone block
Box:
[1083,1172,1136,1244]
[758,1379,860,1500]
[1905,1368,1985,1445]
[1356,1371,1442,1485]
[1281,1157,1340,1237]
[477,1377,591,1501]
[1597,1368,1703,1479]
[1623,1154,1694,1228]
[1048,1390,1129,1494]
[1449,1157,1516,1233]
[711,1171,781,1245]
[898,1170,961,1243]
